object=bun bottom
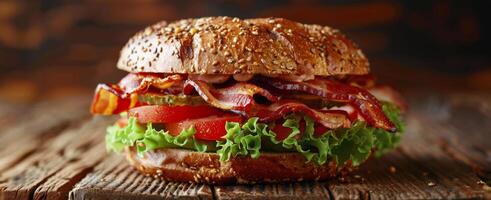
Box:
[125,148,355,184]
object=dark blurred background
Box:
[0,0,490,104]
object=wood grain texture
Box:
[413,94,491,181]
[215,182,331,200]
[69,155,214,200]
[0,116,111,200]
[0,96,90,174]
[32,117,112,200]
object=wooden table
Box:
[0,92,490,200]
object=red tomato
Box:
[314,124,329,137]
[271,121,306,141]
[128,105,224,124]
[165,115,243,141]
[271,124,292,141]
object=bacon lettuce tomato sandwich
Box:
[91,17,406,184]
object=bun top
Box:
[117,17,369,76]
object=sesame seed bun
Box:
[125,147,355,185]
[117,16,369,76]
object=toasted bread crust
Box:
[117,17,369,76]
[125,148,355,185]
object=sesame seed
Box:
[144,27,152,35]
[224,51,231,56]
[190,28,198,34]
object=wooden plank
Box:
[400,115,489,198]
[327,114,489,199]
[0,117,111,200]
[32,117,113,200]
[69,154,214,200]
[413,94,491,180]
[214,182,331,200]
[0,96,90,148]
[0,97,90,174]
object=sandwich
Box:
[90,17,406,184]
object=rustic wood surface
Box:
[0,93,490,200]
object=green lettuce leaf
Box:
[106,102,404,166]
[216,102,403,166]
[105,117,208,155]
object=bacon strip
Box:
[260,77,396,132]
[252,101,350,129]
[183,80,349,129]
[183,80,279,112]
[90,84,138,115]
[91,74,183,115]
[120,73,183,95]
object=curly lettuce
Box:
[106,102,404,166]
[105,117,209,155]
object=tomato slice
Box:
[271,121,306,141]
[271,124,292,141]
[128,105,224,123]
[166,115,243,141]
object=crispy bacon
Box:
[90,84,139,115]
[252,100,350,129]
[325,105,361,122]
[183,80,279,112]
[91,74,183,115]
[259,77,396,132]
[183,81,349,129]
[92,73,398,132]
[121,74,183,95]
